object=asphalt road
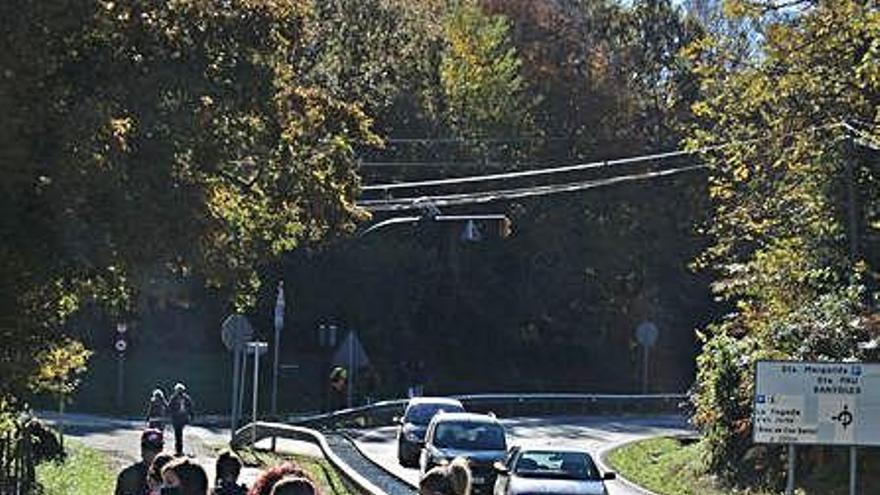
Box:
[40,412,691,495]
[346,415,693,495]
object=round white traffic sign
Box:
[636,321,659,348]
[221,314,254,351]
[115,339,128,352]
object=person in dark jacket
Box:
[115,428,164,495]
[167,382,194,456]
[146,388,169,431]
[213,450,247,495]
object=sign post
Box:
[635,322,659,393]
[115,323,128,411]
[221,314,254,443]
[247,341,268,447]
[271,282,285,447]
[754,361,880,495]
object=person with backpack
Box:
[146,388,169,431]
[167,382,194,456]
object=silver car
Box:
[493,447,616,495]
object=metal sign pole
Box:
[252,345,261,446]
[786,444,796,495]
[642,347,649,393]
[850,446,857,495]
[230,345,240,443]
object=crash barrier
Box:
[231,422,388,495]
[279,393,688,431]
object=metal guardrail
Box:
[281,393,688,430]
[231,422,396,495]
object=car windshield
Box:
[433,422,506,450]
[405,403,463,425]
[513,451,600,481]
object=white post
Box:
[850,446,857,495]
[786,444,796,495]
[252,344,261,446]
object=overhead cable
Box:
[362,122,846,192]
[358,164,708,212]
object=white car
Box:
[493,447,616,495]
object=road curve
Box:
[345,414,692,495]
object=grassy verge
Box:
[236,448,355,495]
[35,440,116,495]
[606,437,779,495]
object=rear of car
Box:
[420,412,508,494]
[397,397,465,467]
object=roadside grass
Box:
[35,440,115,495]
[606,437,780,495]
[236,448,355,495]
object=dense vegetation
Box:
[1,0,878,489]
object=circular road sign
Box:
[221,314,254,351]
[636,321,659,348]
[116,323,128,334]
[114,339,128,353]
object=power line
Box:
[361,122,845,192]
[358,164,708,212]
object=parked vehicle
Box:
[396,397,465,467]
[493,447,616,495]
[420,412,507,494]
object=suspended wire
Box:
[361,122,846,192]
[358,164,708,212]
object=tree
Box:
[0,0,378,419]
[687,0,880,483]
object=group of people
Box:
[116,428,320,495]
[146,383,195,457]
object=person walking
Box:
[115,428,164,495]
[326,367,347,412]
[167,382,194,456]
[146,388,169,431]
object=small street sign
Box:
[221,314,254,351]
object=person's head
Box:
[148,453,174,491]
[269,476,318,495]
[152,389,166,401]
[419,457,471,495]
[215,450,243,484]
[248,462,310,495]
[161,457,208,495]
[140,428,164,465]
[174,383,186,394]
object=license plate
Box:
[472,476,485,484]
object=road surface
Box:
[346,414,692,495]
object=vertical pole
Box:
[116,354,125,411]
[252,346,260,447]
[347,332,354,408]
[642,347,649,393]
[786,444,796,495]
[230,346,240,443]
[850,446,857,495]
[238,350,246,424]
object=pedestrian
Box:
[167,382,195,456]
[148,453,175,495]
[419,457,471,495]
[115,428,164,495]
[326,367,347,412]
[147,388,169,431]
[269,476,319,495]
[248,462,313,495]
[213,450,247,495]
[161,457,209,495]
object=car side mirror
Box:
[603,472,616,480]
[392,416,402,425]
[493,461,509,475]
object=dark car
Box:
[396,397,465,467]
[420,412,507,494]
[493,447,616,495]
